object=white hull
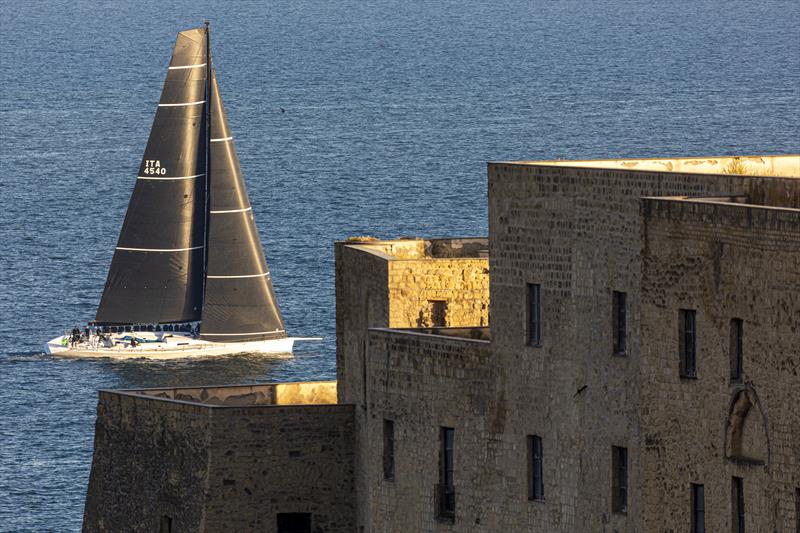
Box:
[43,332,305,359]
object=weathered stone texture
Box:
[486,163,799,531]
[83,392,212,532]
[640,199,800,532]
[83,386,355,533]
[364,329,496,532]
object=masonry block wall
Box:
[335,239,490,530]
[640,199,800,532]
[83,391,356,533]
[364,329,497,532]
[486,163,798,531]
[83,392,212,532]
[203,404,356,532]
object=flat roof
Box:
[493,155,800,178]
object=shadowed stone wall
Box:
[640,199,800,532]
[486,163,798,531]
[335,239,490,530]
[82,386,355,533]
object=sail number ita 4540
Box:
[143,160,167,175]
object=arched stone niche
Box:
[725,388,769,465]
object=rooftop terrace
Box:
[112,380,338,407]
[501,154,800,178]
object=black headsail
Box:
[198,68,286,342]
[95,28,208,325]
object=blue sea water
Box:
[0,0,798,529]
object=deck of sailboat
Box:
[45,332,296,359]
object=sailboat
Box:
[45,26,313,358]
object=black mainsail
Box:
[95,26,286,343]
[199,69,286,342]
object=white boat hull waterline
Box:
[44,333,319,359]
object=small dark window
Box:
[692,483,705,533]
[277,513,312,533]
[679,309,697,378]
[436,427,455,522]
[159,515,172,533]
[612,446,628,513]
[383,419,395,481]
[732,477,744,533]
[795,488,799,533]
[527,435,544,501]
[430,300,447,327]
[528,283,541,345]
[730,318,743,381]
[612,291,627,354]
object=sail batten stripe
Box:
[168,63,207,70]
[207,272,270,279]
[116,245,204,252]
[209,207,252,214]
[200,330,286,336]
[137,173,205,181]
[158,100,206,107]
[210,136,233,142]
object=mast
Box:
[201,21,211,312]
[95,28,209,325]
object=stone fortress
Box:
[83,155,799,532]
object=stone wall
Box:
[83,387,355,533]
[363,329,498,532]
[83,391,212,532]
[640,199,800,532]
[388,258,489,329]
[335,239,490,530]
[486,162,798,531]
[202,404,356,532]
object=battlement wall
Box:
[82,388,355,532]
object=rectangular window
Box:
[527,435,544,501]
[528,283,541,345]
[692,483,705,533]
[795,488,799,533]
[159,516,172,533]
[436,427,455,521]
[730,318,743,381]
[430,300,447,327]
[612,291,627,354]
[612,446,628,513]
[383,419,395,481]
[277,513,312,533]
[679,309,697,378]
[732,477,744,533]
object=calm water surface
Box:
[1,0,798,529]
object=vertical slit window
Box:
[732,477,745,533]
[679,309,697,378]
[730,318,743,381]
[612,446,628,513]
[613,291,627,355]
[692,483,705,533]
[436,427,455,521]
[527,435,544,501]
[528,283,541,345]
[383,419,395,481]
[795,488,799,533]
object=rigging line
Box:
[168,63,207,70]
[137,173,205,181]
[158,100,206,107]
[209,207,251,214]
[116,245,204,252]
